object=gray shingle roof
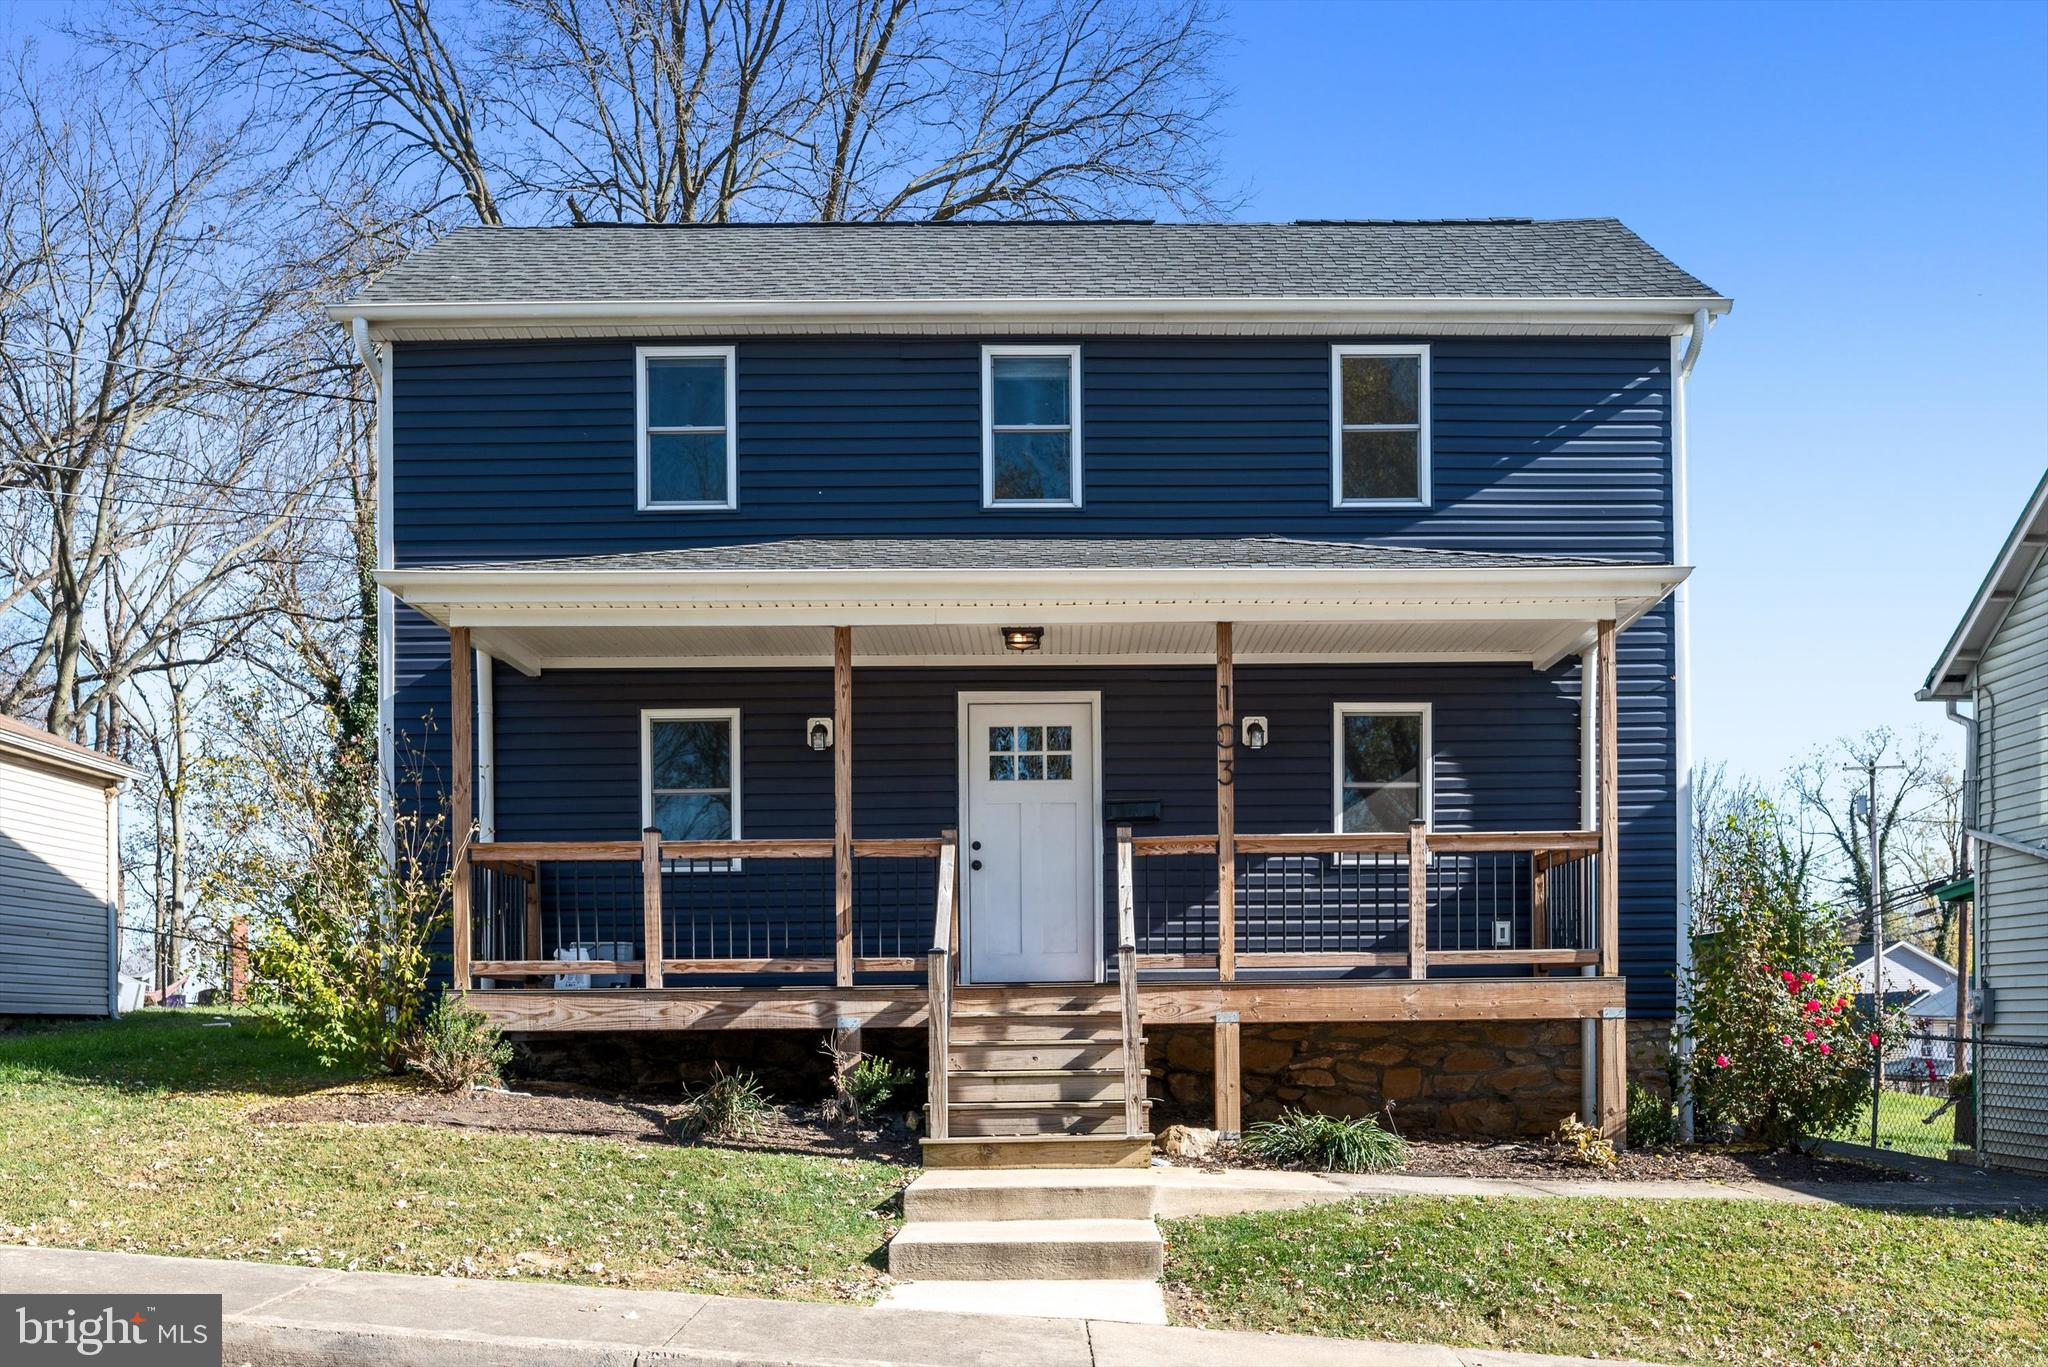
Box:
[407,537,1635,574]
[351,219,1720,307]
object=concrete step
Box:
[949,1041,1126,1071]
[920,1133,1154,1169]
[886,1219,1164,1281]
[949,1069,1127,1104]
[903,1169,1160,1223]
[945,1014,1123,1042]
[949,1100,1147,1137]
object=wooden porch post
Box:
[449,627,473,993]
[1407,819,1430,978]
[834,626,854,987]
[1594,617,1625,1142]
[1214,1011,1242,1139]
[1215,622,1236,981]
[641,827,664,988]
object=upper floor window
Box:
[1332,344,1430,507]
[982,345,1081,508]
[1333,703,1431,833]
[638,346,737,511]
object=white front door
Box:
[963,699,1099,984]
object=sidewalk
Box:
[0,1245,1666,1367]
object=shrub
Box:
[410,997,513,1091]
[674,1067,775,1140]
[1681,799,1898,1147]
[840,1055,915,1121]
[1239,1109,1406,1173]
[1548,1115,1618,1167]
[1627,1082,1678,1149]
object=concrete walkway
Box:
[0,1244,1666,1367]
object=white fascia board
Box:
[0,729,138,784]
[331,293,1735,334]
[1920,473,2048,700]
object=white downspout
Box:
[476,650,496,841]
[1671,309,1710,1141]
[1580,642,1599,1124]
[355,317,398,867]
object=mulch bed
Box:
[252,1080,920,1165]
[1162,1133,1914,1184]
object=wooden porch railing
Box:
[925,829,959,1140]
[1115,829,1144,1136]
[1119,825,1610,978]
[462,834,952,986]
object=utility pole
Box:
[1849,758,1905,1150]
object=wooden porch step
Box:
[950,992,1121,1019]
[949,1041,1126,1072]
[949,1069,1126,1104]
[948,1100,1150,1137]
[921,1133,1155,1170]
[946,1015,1123,1043]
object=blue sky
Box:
[1215,0,2048,783]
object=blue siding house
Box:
[336,220,1727,1157]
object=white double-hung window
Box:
[1332,344,1430,507]
[1333,703,1432,833]
[982,345,1081,508]
[637,346,737,510]
[641,709,740,842]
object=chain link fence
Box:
[1974,1037,2048,1173]
[1828,1031,1962,1159]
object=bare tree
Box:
[118,0,1235,226]
[1786,727,1955,947]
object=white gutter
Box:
[356,316,398,865]
[1671,306,1712,1142]
[476,648,495,842]
[329,293,1735,330]
[1970,828,2048,863]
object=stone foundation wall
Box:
[509,1027,927,1101]
[1148,1019,1671,1136]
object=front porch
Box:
[386,539,1676,1143]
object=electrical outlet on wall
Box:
[1492,920,1514,949]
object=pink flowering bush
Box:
[1683,800,1899,1146]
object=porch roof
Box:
[379,537,1686,676]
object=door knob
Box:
[971,859,983,871]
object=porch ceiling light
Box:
[1000,625,1044,653]
[806,717,834,750]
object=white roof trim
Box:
[380,562,1687,673]
[332,292,1734,338]
[0,724,137,784]
[1919,471,2048,700]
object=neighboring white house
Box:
[1845,940,1960,999]
[1919,469,2048,1174]
[0,715,135,1017]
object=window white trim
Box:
[1331,343,1430,509]
[1331,701,1434,834]
[639,707,742,843]
[636,345,738,511]
[981,344,1082,509]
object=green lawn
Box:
[1163,1198,2048,1367]
[1826,1088,1956,1160]
[0,1011,904,1301]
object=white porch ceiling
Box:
[468,617,1601,674]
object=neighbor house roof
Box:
[0,714,136,785]
[403,536,1633,576]
[1920,470,2048,700]
[331,219,1729,336]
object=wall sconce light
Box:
[1000,625,1044,653]
[1241,715,1270,750]
[806,717,834,751]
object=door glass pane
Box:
[989,726,1016,752]
[989,754,1015,781]
[1343,713,1420,785]
[1342,784,1418,833]
[1046,725,1072,750]
[1045,753,1072,780]
[651,719,731,789]
[1340,430,1419,501]
[1341,354,1419,425]
[991,432,1073,502]
[1018,754,1044,780]
[648,432,729,504]
[1020,727,1043,751]
[991,355,1071,425]
[647,356,726,427]
[653,791,732,841]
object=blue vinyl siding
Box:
[388,330,1680,1010]
[391,336,1670,562]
